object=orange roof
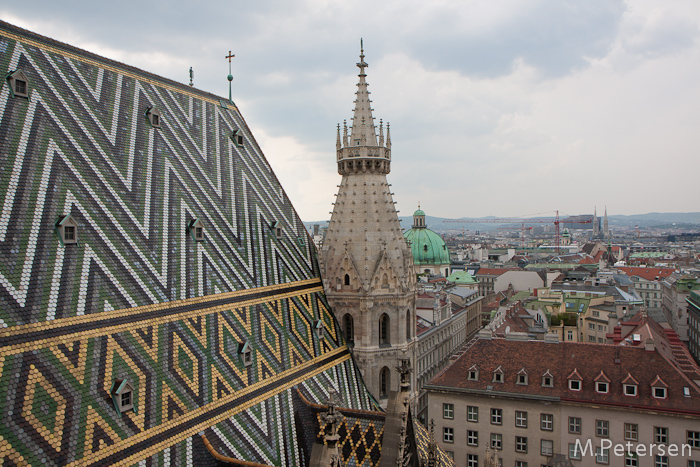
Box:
[616,267,674,282]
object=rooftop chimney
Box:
[645,338,655,352]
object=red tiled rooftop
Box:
[429,338,700,415]
[616,267,675,282]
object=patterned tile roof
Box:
[0,19,382,466]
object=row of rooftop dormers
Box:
[428,334,700,415]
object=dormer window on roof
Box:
[188,218,204,242]
[595,371,610,393]
[55,214,78,246]
[314,319,324,340]
[238,341,253,367]
[493,366,504,383]
[145,106,161,128]
[6,69,29,98]
[651,375,668,399]
[516,368,528,385]
[270,221,282,239]
[542,370,554,387]
[622,373,638,396]
[468,365,479,381]
[567,368,583,391]
[110,379,136,416]
[230,129,244,147]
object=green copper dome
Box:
[403,227,450,265]
[413,208,425,216]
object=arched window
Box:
[380,367,390,398]
[382,273,389,288]
[344,274,350,286]
[379,314,390,345]
[406,310,411,341]
[343,314,354,345]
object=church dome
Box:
[403,207,450,266]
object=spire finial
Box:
[225,50,236,103]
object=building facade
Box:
[319,45,417,403]
[427,337,700,467]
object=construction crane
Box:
[442,211,592,253]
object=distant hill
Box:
[303,212,700,233]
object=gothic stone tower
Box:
[319,43,416,404]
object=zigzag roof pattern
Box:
[0,20,388,466]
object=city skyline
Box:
[3,0,699,221]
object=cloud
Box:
[2,0,700,220]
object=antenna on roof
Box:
[189,67,194,87]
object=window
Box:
[653,387,667,399]
[443,427,454,443]
[688,431,700,448]
[596,446,609,464]
[379,367,389,398]
[493,367,504,383]
[342,314,354,344]
[541,439,553,456]
[445,451,454,459]
[569,443,581,460]
[443,403,454,419]
[598,324,605,331]
[467,454,478,467]
[188,219,204,242]
[569,379,581,391]
[542,371,553,387]
[567,330,573,341]
[230,129,244,147]
[596,382,609,393]
[588,323,595,330]
[490,433,502,450]
[7,69,29,98]
[625,423,638,441]
[593,309,600,317]
[55,214,78,246]
[655,427,668,444]
[468,365,479,381]
[655,456,668,467]
[589,335,596,342]
[467,430,478,446]
[541,413,553,431]
[145,106,161,128]
[596,420,609,438]
[626,452,638,467]
[569,417,581,434]
[689,461,700,467]
[517,369,528,385]
[467,406,478,422]
[238,341,253,367]
[624,384,638,396]
[344,274,350,286]
[110,379,135,415]
[516,462,528,467]
[491,408,502,425]
[515,411,527,428]
[515,436,528,453]
[379,314,390,345]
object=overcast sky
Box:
[3,0,699,222]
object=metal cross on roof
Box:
[225,50,235,103]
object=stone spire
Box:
[319,41,416,404]
[593,206,599,237]
[351,39,378,148]
[604,206,610,239]
[335,40,391,176]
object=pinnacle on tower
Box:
[351,39,378,147]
